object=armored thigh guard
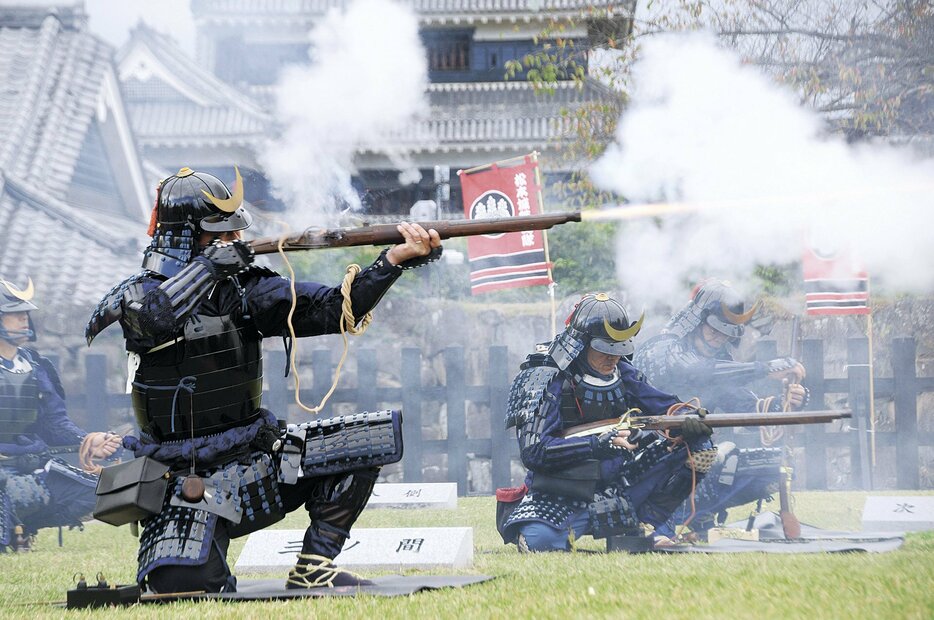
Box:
[501,492,587,543]
[588,488,639,539]
[278,410,403,484]
[138,507,218,584]
[138,452,282,583]
[27,460,99,530]
[619,439,715,528]
[687,445,783,528]
[0,468,49,536]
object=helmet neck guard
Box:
[144,167,252,274]
[549,293,642,369]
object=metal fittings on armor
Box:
[202,240,255,279]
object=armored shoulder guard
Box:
[518,347,556,371]
[505,360,560,429]
[243,264,280,279]
[85,273,148,345]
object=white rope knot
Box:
[286,553,364,589]
[758,396,784,446]
[340,263,372,336]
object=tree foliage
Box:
[505,1,931,295]
[514,1,932,145]
[650,0,934,138]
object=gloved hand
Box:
[593,429,637,458]
[201,239,254,279]
[680,408,713,442]
[767,357,805,382]
[593,429,623,458]
[782,380,809,411]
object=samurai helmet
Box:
[0,277,37,342]
[665,279,757,341]
[143,167,252,276]
[549,293,644,369]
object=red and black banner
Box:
[802,245,870,315]
[459,155,552,295]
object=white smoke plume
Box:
[261,0,428,221]
[590,33,934,307]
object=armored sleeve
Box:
[637,336,768,395]
[154,257,218,323]
[515,375,603,471]
[120,253,251,351]
[245,250,403,338]
[116,275,184,351]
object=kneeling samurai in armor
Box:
[0,278,121,551]
[634,280,805,538]
[496,293,716,552]
[86,168,441,592]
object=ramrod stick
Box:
[248,212,583,255]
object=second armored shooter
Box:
[497,293,716,551]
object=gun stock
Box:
[560,409,851,439]
[248,212,582,255]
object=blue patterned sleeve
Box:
[29,358,86,446]
[516,377,600,471]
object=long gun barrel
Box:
[248,212,582,255]
[561,409,851,439]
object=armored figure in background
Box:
[633,280,807,536]
[0,279,120,551]
[497,293,716,551]
[87,167,441,592]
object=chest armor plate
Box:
[0,364,39,444]
[558,374,629,428]
[131,312,263,442]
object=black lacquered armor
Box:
[131,313,263,441]
[0,365,38,444]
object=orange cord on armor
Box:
[146,204,159,237]
[660,398,703,534]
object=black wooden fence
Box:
[62,337,932,494]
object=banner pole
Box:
[866,277,876,469]
[532,152,557,334]
[459,154,530,176]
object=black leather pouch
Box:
[530,459,602,501]
[93,457,170,526]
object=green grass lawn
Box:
[1,491,933,619]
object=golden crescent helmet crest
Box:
[0,277,35,302]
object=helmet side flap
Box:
[549,293,643,365]
[144,167,252,276]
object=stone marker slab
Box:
[862,496,934,532]
[366,483,458,510]
[236,527,473,573]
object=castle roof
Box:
[0,8,147,312]
[117,23,270,152]
[192,0,634,26]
